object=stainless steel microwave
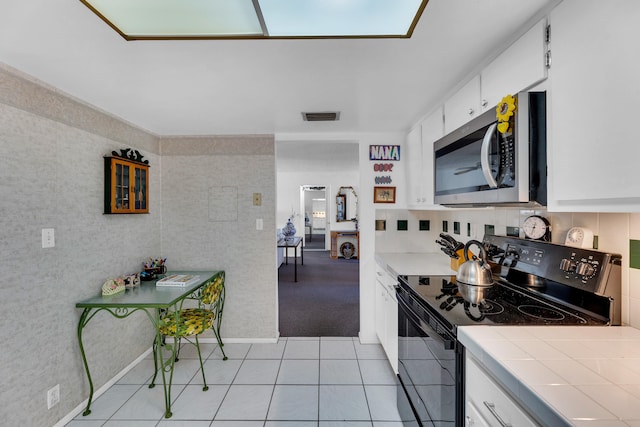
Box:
[434,91,546,207]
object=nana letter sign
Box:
[369,145,400,161]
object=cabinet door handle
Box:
[481,99,488,107]
[483,402,512,427]
[468,108,475,115]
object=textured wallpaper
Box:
[0,65,155,426]
[160,136,277,339]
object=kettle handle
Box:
[464,240,487,263]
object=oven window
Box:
[398,302,456,426]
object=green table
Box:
[76,270,219,418]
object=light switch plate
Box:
[42,228,55,248]
[253,193,262,206]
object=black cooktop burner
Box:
[475,299,504,315]
[398,274,606,331]
[518,305,566,321]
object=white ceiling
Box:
[0,0,559,136]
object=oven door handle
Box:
[480,122,499,188]
[397,293,455,350]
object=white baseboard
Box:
[54,347,152,427]
[358,331,380,344]
[198,336,280,344]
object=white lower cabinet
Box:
[465,354,538,427]
[465,401,491,427]
[375,262,398,372]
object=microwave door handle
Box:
[480,123,499,188]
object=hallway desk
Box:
[76,270,219,419]
[278,237,303,282]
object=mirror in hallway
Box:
[336,186,358,223]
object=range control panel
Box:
[483,235,621,294]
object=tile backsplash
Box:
[375,208,640,329]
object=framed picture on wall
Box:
[373,186,396,203]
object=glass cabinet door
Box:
[134,167,147,210]
[105,157,149,214]
[114,162,130,210]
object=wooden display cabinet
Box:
[104,156,149,214]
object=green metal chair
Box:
[150,271,227,395]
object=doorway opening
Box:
[275,139,361,337]
[300,185,327,251]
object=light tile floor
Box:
[66,337,402,427]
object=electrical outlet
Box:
[47,384,60,409]
[256,218,263,230]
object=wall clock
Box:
[522,215,551,241]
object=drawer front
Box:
[465,401,491,427]
[466,355,538,427]
[375,263,397,289]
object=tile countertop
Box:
[374,252,455,277]
[459,325,640,427]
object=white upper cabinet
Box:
[444,76,481,135]
[548,1,640,211]
[481,19,549,112]
[443,18,548,135]
[420,106,444,206]
[405,107,443,209]
[405,125,423,208]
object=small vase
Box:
[283,218,296,240]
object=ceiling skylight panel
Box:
[82,0,263,37]
[80,0,427,39]
[258,0,425,37]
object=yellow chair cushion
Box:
[201,275,224,305]
[159,308,215,337]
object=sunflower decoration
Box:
[496,94,517,134]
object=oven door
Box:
[397,287,462,427]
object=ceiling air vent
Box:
[302,111,340,122]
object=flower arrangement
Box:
[496,94,517,134]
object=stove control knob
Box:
[559,258,576,272]
[576,261,596,277]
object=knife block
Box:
[450,249,472,272]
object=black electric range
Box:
[396,235,622,427]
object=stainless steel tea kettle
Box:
[456,240,494,304]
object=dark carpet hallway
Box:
[303,233,325,250]
[278,250,359,337]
